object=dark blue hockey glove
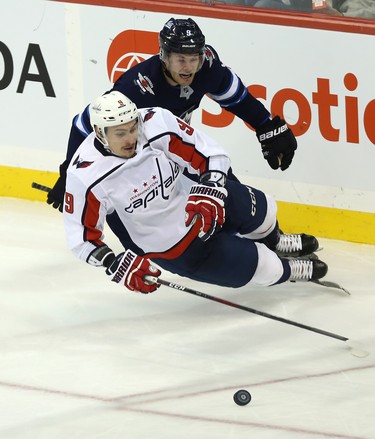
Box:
[47,160,68,212]
[47,175,65,212]
[256,116,297,171]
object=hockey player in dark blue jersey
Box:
[48,17,297,212]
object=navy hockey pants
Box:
[152,180,282,288]
[108,180,281,288]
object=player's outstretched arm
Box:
[204,53,297,171]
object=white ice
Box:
[1,198,375,439]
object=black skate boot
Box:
[276,233,319,258]
[288,258,328,281]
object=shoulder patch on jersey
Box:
[135,72,155,95]
[73,155,94,169]
[143,109,156,122]
[204,46,215,68]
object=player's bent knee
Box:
[249,242,284,286]
[242,193,277,241]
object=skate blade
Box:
[311,279,351,295]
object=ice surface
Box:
[1,198,375,439]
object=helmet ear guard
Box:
[90,91,138,147]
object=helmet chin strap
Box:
[96,127,112,152]
[161,61,177,84]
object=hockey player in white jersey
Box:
[63,91,327,294]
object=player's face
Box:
[106,120,139,158]
[164,53,201,86]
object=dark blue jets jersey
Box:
[67,45,270,162]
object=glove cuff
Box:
[189,184,227,205]
[87,245,115,267]
[106,250,137,283]
[200,170,227,187]
[256,116,287,141]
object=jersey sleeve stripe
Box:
[207,70,240,102]
[74,105,92,137]
[219,88,248,108]
[168,134,208,174]
[82,190,104,244]
[80,163,125,244]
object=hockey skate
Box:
[288,257,328,282]
[276,233,319,258]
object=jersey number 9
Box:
[65,192,74,214]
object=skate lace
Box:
[289,259,313,281]
[276,234,302,253]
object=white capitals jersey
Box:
[64,107,231,265]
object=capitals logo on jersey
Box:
[73,155,94,169]
[124,158,180,213]
[143,109,156,122]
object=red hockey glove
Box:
[256,116,297,171]
[185,184,228,241]
[106,250,161,293]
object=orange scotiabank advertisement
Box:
[107,30,159,83]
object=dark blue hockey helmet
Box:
[159,18,206,56]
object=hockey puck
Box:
[233,389,251,406]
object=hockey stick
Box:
[146,276,369,358]
[31,182,51,193]
[34,180,354,337]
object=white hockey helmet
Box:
[90,91,138,146]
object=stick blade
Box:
[345,339,370,358]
